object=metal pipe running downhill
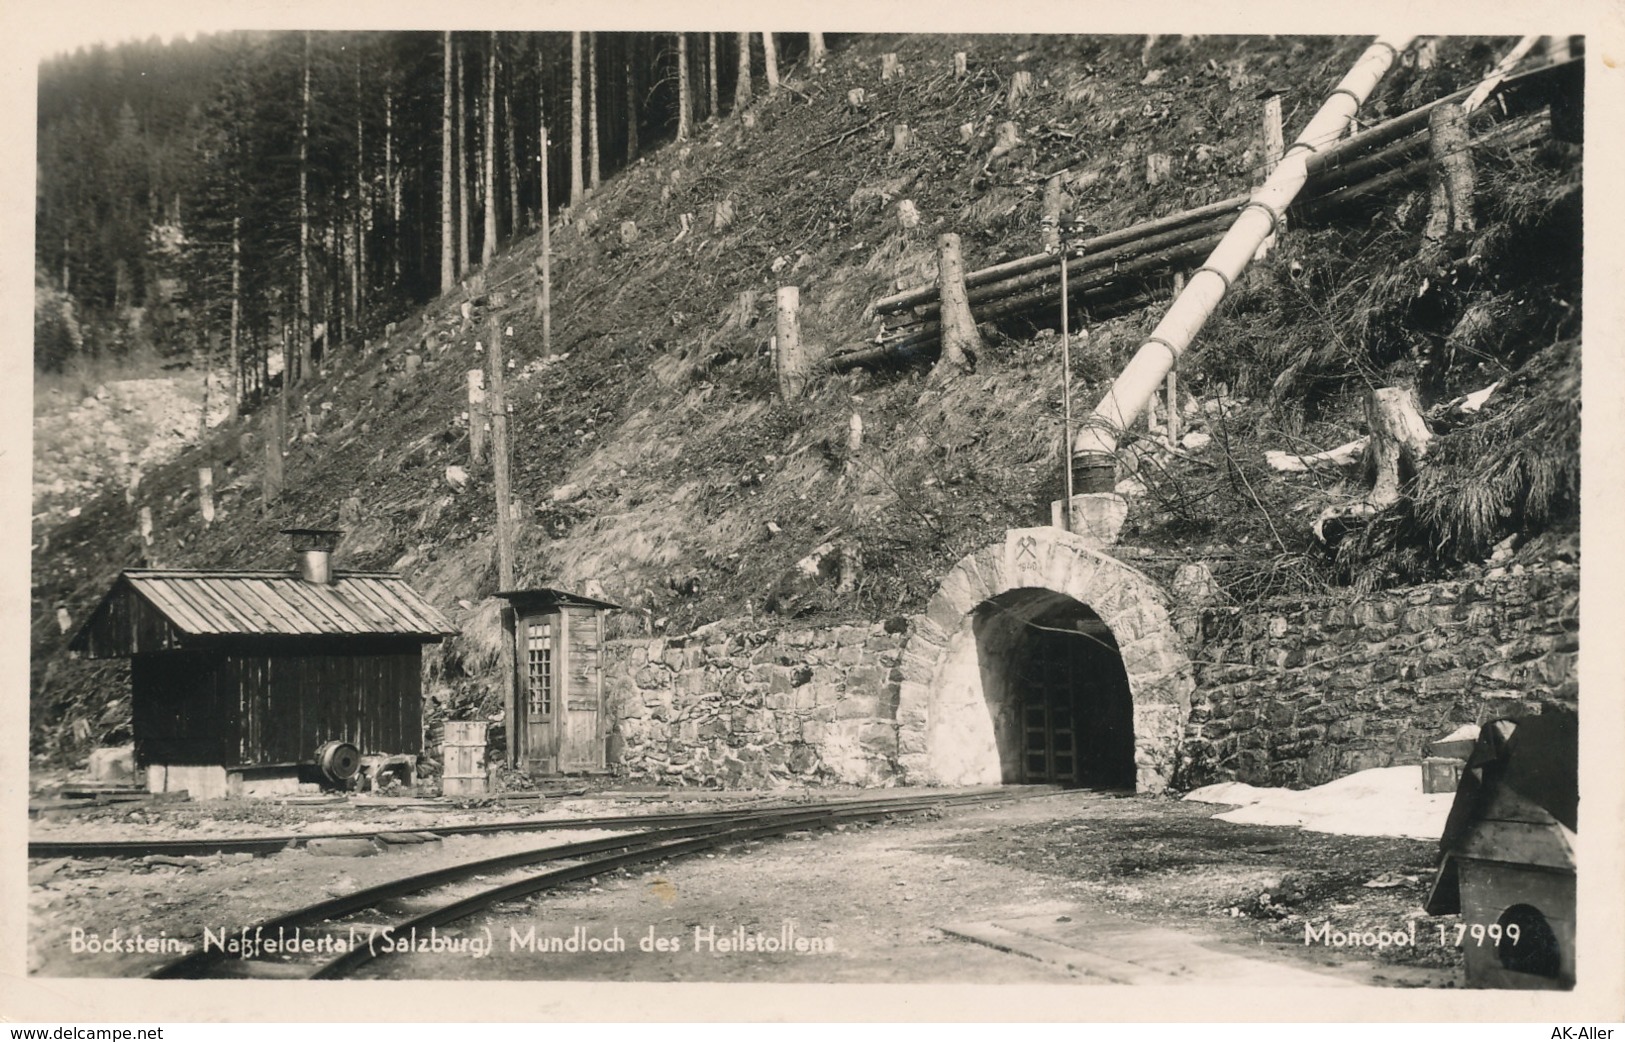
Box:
[1071,35,1417,470]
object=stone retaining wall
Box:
[604,623,908,788]
[1179,562,1579,789]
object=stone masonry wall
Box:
[1180,561,1579,790]
[604,622,907,788]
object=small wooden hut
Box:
[495,588,621,775]
[69,530,456,798]
[1425,711,1577,989]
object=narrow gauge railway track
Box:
[30,786,1042,860]
[148,788,1042,979]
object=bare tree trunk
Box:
[762,32,780,95]
[935,232,982,374]
[386,88,398,282]
[537,51,553,350]
[504,88,521,236]
[570,31,584,207]
[457,41,470,277]
[734,33,753,112]
[353,54,367,333]
[482,34,498,267]
[440,33,455,295]
[468,368,487,462]
[677,33,692,140]
[707,33,719,119]
[588,32,600,193]
[297,31,311,385]
[808,32,826,67]
[624,53,639,162]
[229,217,241,412]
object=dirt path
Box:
[29,789,1464,985]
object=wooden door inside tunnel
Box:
[975,589,1136,789]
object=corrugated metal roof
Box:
[119,570,458,638]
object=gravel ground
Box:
[29,788,1465,985]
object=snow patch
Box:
[1184,766,1454,841]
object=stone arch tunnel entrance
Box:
[973,589,1136,788]
[895,527,1194,793]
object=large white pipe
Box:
[1074,35,1416,464]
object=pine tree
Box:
[482,33,498,268]
[570,31,584,208]
[440,31,455,294]
[677,33,692,141]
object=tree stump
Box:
[618,219,639,244]
[774,285,811,398]
[736,288,758,328]
[953,52,968,79]
[713,198,735,230]
[1425,102,1476,243]
[986,121,1022,167]
[846,88,867,110]
[934,232,982,375]
[198,467,215,527]
[958,122,977,146]
[881,53,902,81]
[1007,69,1033,109]
[1415,38,1438,70]
[467,369,487,462]
[139,507,154,546]
[891,123,915,154]
[1041,175,1066,251]
[1366,386,1432,508]
[1146,153,1172,186]
[896,199,921,230]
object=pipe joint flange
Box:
[1195,266,1234,294]
[1240,199,1283,236]
[1144,336,1180,362]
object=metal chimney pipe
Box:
[282,528,343,584]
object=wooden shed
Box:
[1425,710,1577,989]
[495,588,621,775]
[69,530,457,798]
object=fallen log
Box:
[872,194,1248,314]
[869,57,1578,320]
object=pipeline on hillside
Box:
[1068,35,1418,471]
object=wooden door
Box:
[558,609,605,771]
[520,614,558,773]
[1018,636,1078,785]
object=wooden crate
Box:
[1421,756,1465,794]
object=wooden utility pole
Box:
[486,312,516,772]
[487,313,515,589]
[468,369,487,462]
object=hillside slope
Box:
[30,33,1581,763]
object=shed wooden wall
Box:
[130,640,424,768]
